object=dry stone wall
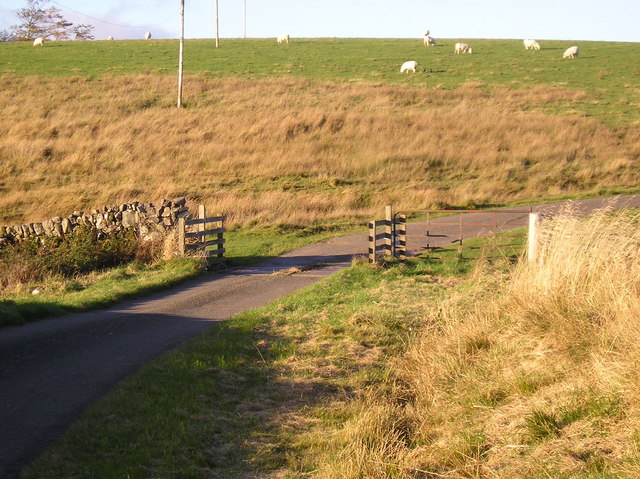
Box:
[0,198,191,246]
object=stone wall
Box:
[0,198,191,246]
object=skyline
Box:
[1,0,639,43]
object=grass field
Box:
[2,38,639,124]
[1,38,639,230]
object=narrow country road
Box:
[1,195,638,478]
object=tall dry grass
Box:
[1,74,638,229]
[315,209,640,478]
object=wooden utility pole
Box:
[215,0,220,47]
[177,0,185,108]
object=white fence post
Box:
[528,213,540,263]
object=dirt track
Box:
[1,195,639,478]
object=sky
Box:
[1,0,639,43]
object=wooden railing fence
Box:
[369,205,539,264]
[368,205,406,264]
[178,205,225,262]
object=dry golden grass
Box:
[312,210,640,478]
[1,74,638,228]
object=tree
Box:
[11,0,94,41]
[72,24,94,41]
[11,0,48,40]
[49,12,73,40]
[0,29,15,42]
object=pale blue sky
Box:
[1,0,639,42]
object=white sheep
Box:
[455,42,472,54]
[107,35,114,41]
[32,37,44,47]
[277,33,289,44]
[400,60,417,73]
[424,35,436,46]
[523,39,540,50]
[563,46,579,58]
[144,32,151,40]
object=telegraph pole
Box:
[215,0,220,47]
[177,0,185,107]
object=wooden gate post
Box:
[384,205,393,257]
[528,212,540,262]
[198,205,206,232]
[198,204,208,262]
[216,214,224,259]
[396,214,407,260]
[368,221,376,264]
[178,217,186,256]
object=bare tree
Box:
[11,0,94,41]
[11,0,48,40]
[49,12,72,40]
[0,29,16,42]
[72,24,95,41]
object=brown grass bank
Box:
[312,210,640,478]
[1,75,639,228]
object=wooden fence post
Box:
[198,204,208,262]
[368,221,376,264]
[528,212,539,262]
[384,205,393,257]
[178,217,186,256]
[396,214,407,260]
[458,214,463,258]
[216,214,224,258]
[198,205,206,232]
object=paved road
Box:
[1,195,639,478]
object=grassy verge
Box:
[0,258,202,327]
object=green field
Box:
[2,38,639,124]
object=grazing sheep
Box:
[523,39,540,50]
[144,32,151,40]
[400,60,418,73]
[563,45,579,58]
[424,35,436,46]
[32,37,44,47]
[277,33,289,44]
[455,42,472,54]
[107,35,114,41]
